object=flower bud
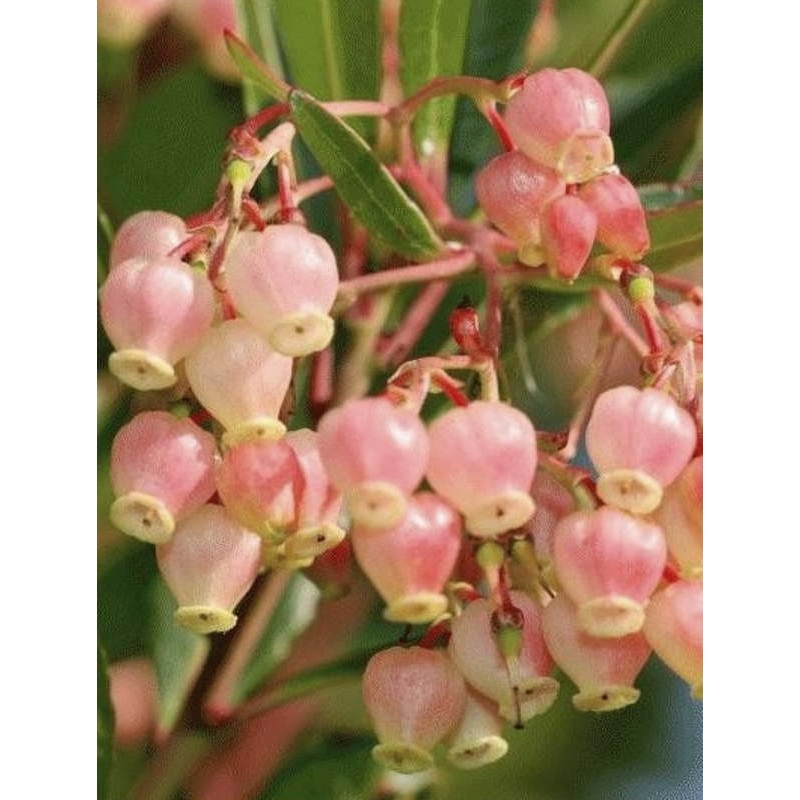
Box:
[540,195,598,281]
[110,411,217,543]
[449,592,558,724]
[552,507,667,637]
[585,386,697,514]
[101,257,216,391]
[215,439,304,544]
[446,689,508,770]
[281,429,346,560]
[156,504,262,634]
[98,0,172,49]
[352,492,462,624]
[541,594,651,712]
[426,402,537,538]
[504,68,613,183]
[108,657,158,746]
[474,152,565,265]
[109,210,187,269]
[317,397,429,529]
[578,174,650,260]
[643,579,702,698]
[184,319,294,447]
[226,225,339,357]
[652,455,702,577]
[363,646,466,773]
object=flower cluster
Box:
[100,60,702,776]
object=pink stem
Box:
[321,100,391,117]
[379,280,451,368]
[260,176,333,221]
[593,288,649,358]
[338,250,477,297]
[310,346,334,421]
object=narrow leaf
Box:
[234,0,286,115]
[645,200,702,273]
[399,0,471,156]
[290,90,443,260]
[234,573,321,704]
[150,578,210,739]
[98,645,115,800]
[225,30,291,102]
[97,202,114,285]
[587,0,658,78]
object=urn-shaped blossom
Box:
[184,319,294,447]
[504,68,613,183]
[363,646,466,773]
[579,173,650,260]
[585,386,697,514]
[215,438,303,544]
[226,225,339,357]
[156,504,262,634]
[643,579,703,698]
[552,507,667,637]
[352,492,462,624]
[426,401,537,538]
[110,411,217,543]
[100,257,215,390]
[540,194,598,281]
[541,594,651,712]
[109,210,187,269]
[449,592,558,724]
[446,689,509,770]
[317,397,429,529]
[475,152,565,265]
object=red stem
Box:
[239,103,290,136]
[431,371,470,407]
[482,102,516,152]
[241,197,266,231]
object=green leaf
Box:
[150,578,210,738]
[234,0,286,114]
[98,64,243,220]
[233,573,321,704]
[638,180,703,211]
[225,30,291,102]
[642,188,702,273]
[290,90,443,260]
[98,645,115,800]
[273,0,380,138]
[399,0,472,156]
[259,735,379,800]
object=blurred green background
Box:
[98,1,702,798]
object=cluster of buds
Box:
[476,68,649,281]
[100,50,702,778]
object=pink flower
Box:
[475,152,565,265]
[446,689,508,770]
[352,492,462,624]
[643,579,703,698]
[504,68,613,183]
[540,194,598,281]
[579,173,650,260]
[552,507,667,637]
[109,211,187,269]
[184,319,294,447]
[363,646,466,773]
[110,411,217,543]
[426,401,537,537]
[100,257,215,391]
[317,397,429,529]
[542,594,651,712]
[449,591,558,724]
[226,225,339,357]
[156,504,262,634]
[586,386,698,514]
